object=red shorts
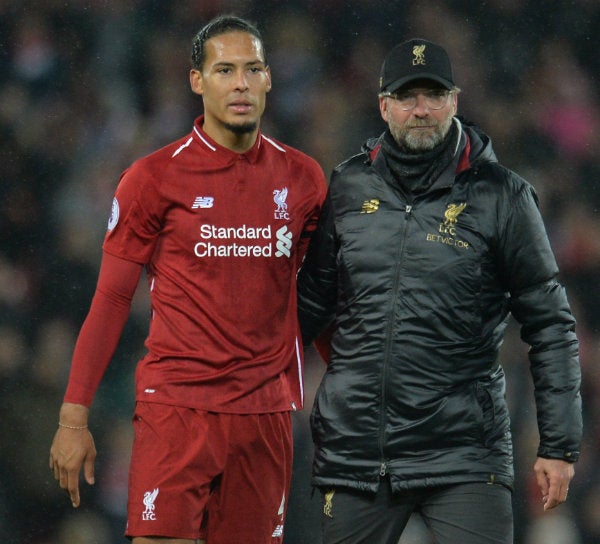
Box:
[125,402,293,543]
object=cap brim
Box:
[385,73,454,92]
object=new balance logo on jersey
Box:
[142,488,159,521]
[192,196,214,209]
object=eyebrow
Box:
[213,59,265,68]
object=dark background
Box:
[1,1,599,542]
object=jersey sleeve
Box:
[63,252,143,406]
[295,157,328,269]
[103,161,164,264]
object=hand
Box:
[533,457,574,511]
[49,403,96,507]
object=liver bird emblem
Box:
[444,202,467,226]
[412,45,427,65]
[273,187,288,213]
[143,488,159,513]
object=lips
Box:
[229,100,252,113]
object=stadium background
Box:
[0,1,599,542]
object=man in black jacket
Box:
[297,38,582,544]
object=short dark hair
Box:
[191,15,266,70]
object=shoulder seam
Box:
[261,134,286,153]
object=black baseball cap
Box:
[379,38,455,93]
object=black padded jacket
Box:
[297,118,582,493]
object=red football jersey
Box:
[77,117,326,414]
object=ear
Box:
[378,95,388,123]
[265,66,272,93]
[190,69,203,96]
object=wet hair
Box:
[191,15,266,70]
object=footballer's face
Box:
[190,31,271,151]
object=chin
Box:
[224,120,258,135]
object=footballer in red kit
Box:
[50,15,327,544]
[69,116,325,414]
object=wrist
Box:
[58,402,90,428]
[58,422,88,430]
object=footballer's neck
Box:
[203,118,259,154]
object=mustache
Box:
[406,120,438,128]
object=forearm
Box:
[298,282,336,346]
[63,252,143,406]
[531,357,582,462]
[297,195,338,345]
[63,290,132,405]
[512,281,582,460]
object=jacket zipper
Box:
[378,203,413,478]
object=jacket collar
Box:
[370,118,470,192]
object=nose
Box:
[233,68,249,91]
[412,93,430,115]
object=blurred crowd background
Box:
[1,0,599,542]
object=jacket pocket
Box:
[474,369,511,449]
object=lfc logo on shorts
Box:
[142,488,159,520]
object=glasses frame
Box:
[380,88,457,111]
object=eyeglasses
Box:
[381,89,454,111]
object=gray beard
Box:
[393,115,454,153]
[403,128,444,151]
[381,119,459,195]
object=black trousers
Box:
[320,479,513,544]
